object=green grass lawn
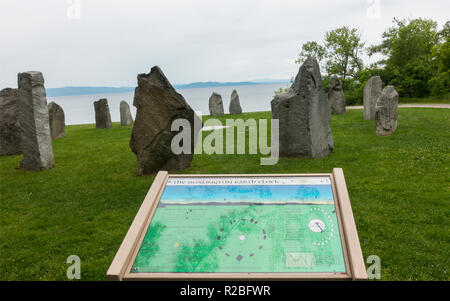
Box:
[0,108,449,280]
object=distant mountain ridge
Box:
[46,80,290,97]
[174,81,257,89]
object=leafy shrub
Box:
[428,71,450,96]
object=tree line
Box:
[296,18,449,104]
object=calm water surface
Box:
[47,83,289,125]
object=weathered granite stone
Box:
[0,88,21,156]
[17,71,54,171]
[120,100,133,126]
[229,89,242,114]
[208,92,224,116]
[271,57,334,158]
[94,98,112,129]
[328,76,346,115]
[363,76,382,120]
[130,66,202,175]
[48,102,66,139]
[375,85,398,136]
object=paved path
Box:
[347,104,450,109]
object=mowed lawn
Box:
[0,109,449,281]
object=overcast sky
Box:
[0,0,448,88]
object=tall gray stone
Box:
[48,102,66,139]
[130,66,202,175]
[208,92,224,116]
[229,89,242,114]
[0,88,21,156]
[17,71,54,171]
[375,85,398,136]
[120,101,133,126]
[94,98,112,129]
[363,76,382,120]
[271,57,334,158]
[328,76,346,115]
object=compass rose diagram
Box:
[308,207,336,247]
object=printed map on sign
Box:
[131,176,346,273]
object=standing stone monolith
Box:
[328,76,346,115]
[208,92,224,116]
[94,98,112,129]
[120,101,133,126]
[375,85,398,136]
[271,57,334,158]
[130,66,202,175]
[48,102,66,139]
[229,89,242,114]
[0,88,21,156]
[17,71,54,171]
[363,76,382,120]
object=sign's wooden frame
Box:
[107,168,367,281]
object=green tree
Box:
[368,18,440,97]
[296,27,364,80]
[324,26,365,80]
[437,21,450,42]
[296,26,365,104]
[296,41,326,64]
[428,21,450,96]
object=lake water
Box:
[47,82,289,125]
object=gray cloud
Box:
[0,0,448,88]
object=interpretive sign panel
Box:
[107,169,367,280]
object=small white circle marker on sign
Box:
[239,235,246,241]
[308,219,325,233]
